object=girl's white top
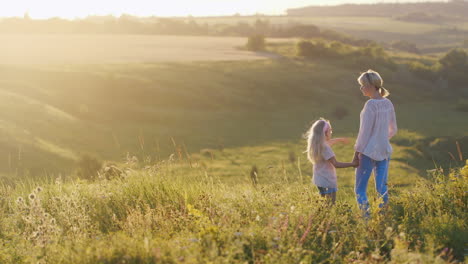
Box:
[312,143,337,189]
[355,98,397,161]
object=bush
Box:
[439,49,468,90]
[296,39,329,58]
[408,61,439,82]
[439,48,467,69]
[246,35,266,51]
[296,40,315,57]
[76,154,102,180]
[391,40,420,54]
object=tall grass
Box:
[0,151,466,263]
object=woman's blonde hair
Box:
[305,118,329,164]
[357,69,390,97]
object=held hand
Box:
[352,152,360,168]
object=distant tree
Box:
[439,48,467,69]
[408,61,439,82]
[296,40,328,58]
[391,40,420,54]
[246,35,266,51]
[439,48,468,90]
[254,19,270,34]
[286,24,320,38]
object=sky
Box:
[1,0,448,19]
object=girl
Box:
[306,118,359,204]
[353,69,397,215]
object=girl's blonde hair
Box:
[306,118,330,164]
[357,69,390,97]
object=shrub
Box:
[296,40,315,57]
[76,154,102,180]
[246,35,266,51]
[296,39,329,58]
[391,40,420,54]
[408,61,439,82]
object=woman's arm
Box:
[389,105,397,139]
[354,102,376,153]
[328,156,359,168]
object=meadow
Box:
[0,20,467,262]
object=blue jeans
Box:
[355,154,390,214]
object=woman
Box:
[353,69,397,216]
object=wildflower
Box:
[290,205,296,212]
[255,215,261,221]
[29,193,36,201]
[385,227,393,238]
[35,187,43,193]
[399,232,406,240]
[16,197,24,204]
[50,218,56,225]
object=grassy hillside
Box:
[0,51,467,180]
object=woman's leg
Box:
[355,154,374,214]
[374,157,390,208]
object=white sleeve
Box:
[354,102,376,153]
[388,104,397,139]
[322,144,335,160]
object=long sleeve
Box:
[354,102,375,153]
[388,105,397,139]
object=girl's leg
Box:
[320,192,336,205]
[317,187,337,205]
[355,154,374,214]
[374,157,390,208]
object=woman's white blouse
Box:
[354,98,397,161]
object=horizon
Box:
[2,0,449,19]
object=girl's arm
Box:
[328,137,351,146]
[327,156,359,168]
